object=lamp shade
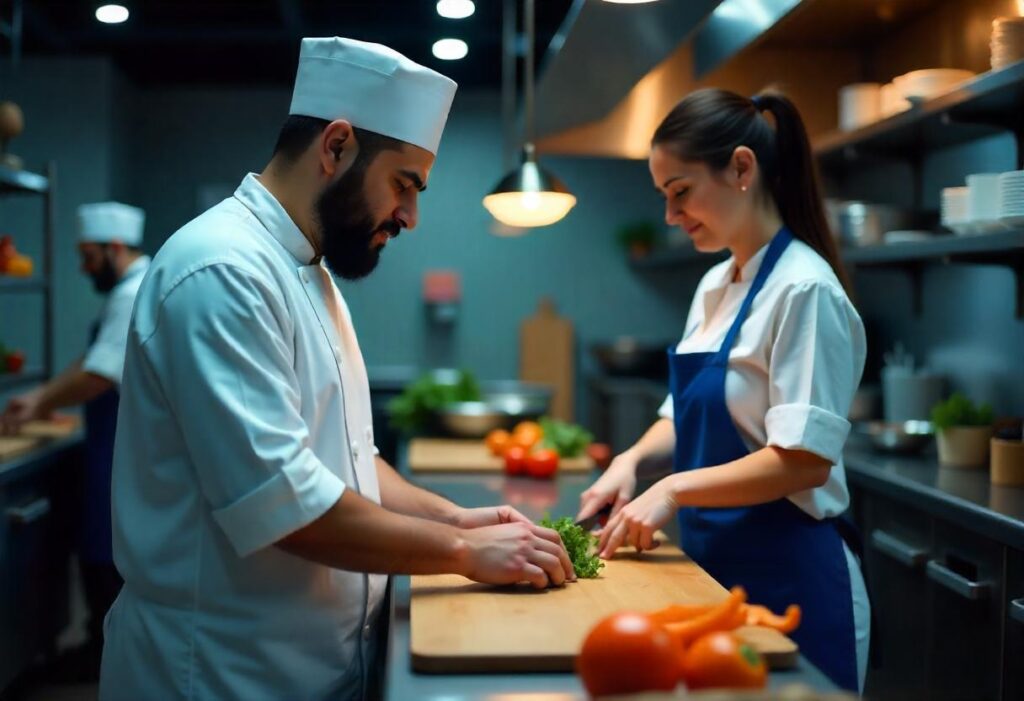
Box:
[483,145,576,228]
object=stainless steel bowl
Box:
[828,201,913,247]
[591,338,669,378]
[435,382,553,438]
[857,420,934,453]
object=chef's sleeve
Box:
[82,286,137,384]
[765,281,866,465]
[140,263,345,557]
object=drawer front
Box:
[926,519,1004,701]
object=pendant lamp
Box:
[483,0,576,228]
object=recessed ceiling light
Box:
[432,39,468,61]
[95,4,129,24]
[436,0,475,19]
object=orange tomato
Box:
[511,421,543,450]
[525,448,559,479]
[577,612,680,698]
[503,445,528,476]
[485,429,511,456]
[679,631,767,691]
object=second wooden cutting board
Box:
[408,438,595,473]
[410,540,798,673]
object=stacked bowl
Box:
[992,17,1024,71]
[998,170,1024,227]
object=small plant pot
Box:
[991,438,1024,486]
[937,426,993,468]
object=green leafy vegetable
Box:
[539,417,593,458]
[387,370,481,433]
[930,392,994,432]
[540,515,604,579]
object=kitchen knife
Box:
[573,503,613,532]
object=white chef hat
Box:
[289,37,458,156]
[77,202,145,246]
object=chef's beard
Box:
[315,159,401,280]
[90,250,119,293]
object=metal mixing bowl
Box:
[856,420,934,453]
[435,382,553,438]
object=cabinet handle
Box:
[5,497,51,525]
[1011,598,1024,624]
[869,529,928,569]
[926,560,992,601]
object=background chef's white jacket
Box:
[101,174,385,701]
[658,237,870,689]
[81,255,150,385]
[658,237,866,519]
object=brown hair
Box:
[652,88,850,292]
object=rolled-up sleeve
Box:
[765,281,865,464]
[140,263,345,557]
[83,289,137,384]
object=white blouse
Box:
[659,237,866,519]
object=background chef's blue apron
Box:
[81,320,119,565]
[669,227,858,691]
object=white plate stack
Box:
[998,170,1024,227]
[940,186,971,235]
[966,173,1003,233]
[992,17,1024,71]
[892,68,975,104]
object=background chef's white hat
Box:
[289,37,458,156]
[77,202,145,247]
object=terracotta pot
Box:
[991,438,1024,486]
[936,426,993,468]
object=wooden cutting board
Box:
[20,415,81,438]
[0,436,42,462]
[410,540,798,673]
[408,438,595,473]
[520,297,574,422]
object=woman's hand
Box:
[576,451,640,525]
[452,505,532,529]
[596,474,680,558]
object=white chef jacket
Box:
[81,255,150,385]
[657,237,866,520]
[100,173,386,701]
[657,237,870,690]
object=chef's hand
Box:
[0,390,48,435]
[453,505,532,529]
[596,475,678,559]
[460,521,576,589]
[576,450,639,525]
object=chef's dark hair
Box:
[272,115,405,165]
[652,88,849,292]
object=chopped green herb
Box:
[540,515,604,579]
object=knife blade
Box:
[574,503,613,532]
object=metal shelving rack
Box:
[0,162,55,392]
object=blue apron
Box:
[81,320,120,565]
[669,227,858,691]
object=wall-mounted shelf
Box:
[0,368,45,392]
[0,277,46,292]
[815,60,1024,171]
[0,165,49,195]
[629,246,726,270]
[845,229,1024,318]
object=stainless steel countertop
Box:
[383,458,839,700]
[844,438,1024,550]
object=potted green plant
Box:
[616,221,658,260]
[930,393,994,468]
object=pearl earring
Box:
[741,185,748,192]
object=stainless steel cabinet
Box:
[1005,549,1024,701]
[0,459,76,690]
[857,489,933,699]
[925,521,1005,700]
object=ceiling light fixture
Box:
[432,38,468,60]
[483,0,576,229]
[436,0,476,19]
[95,4,129,24]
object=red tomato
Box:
[5,351,24,373]
[577,611,681,697]
[680,631,767,690]
[503,445,528,476]
[586,443,612,470]
[525,448,559,479]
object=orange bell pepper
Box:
[662,586,747,649]
[745,604,801,633]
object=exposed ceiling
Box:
[6,0,575,88]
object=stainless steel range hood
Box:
[535,0,811,158]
